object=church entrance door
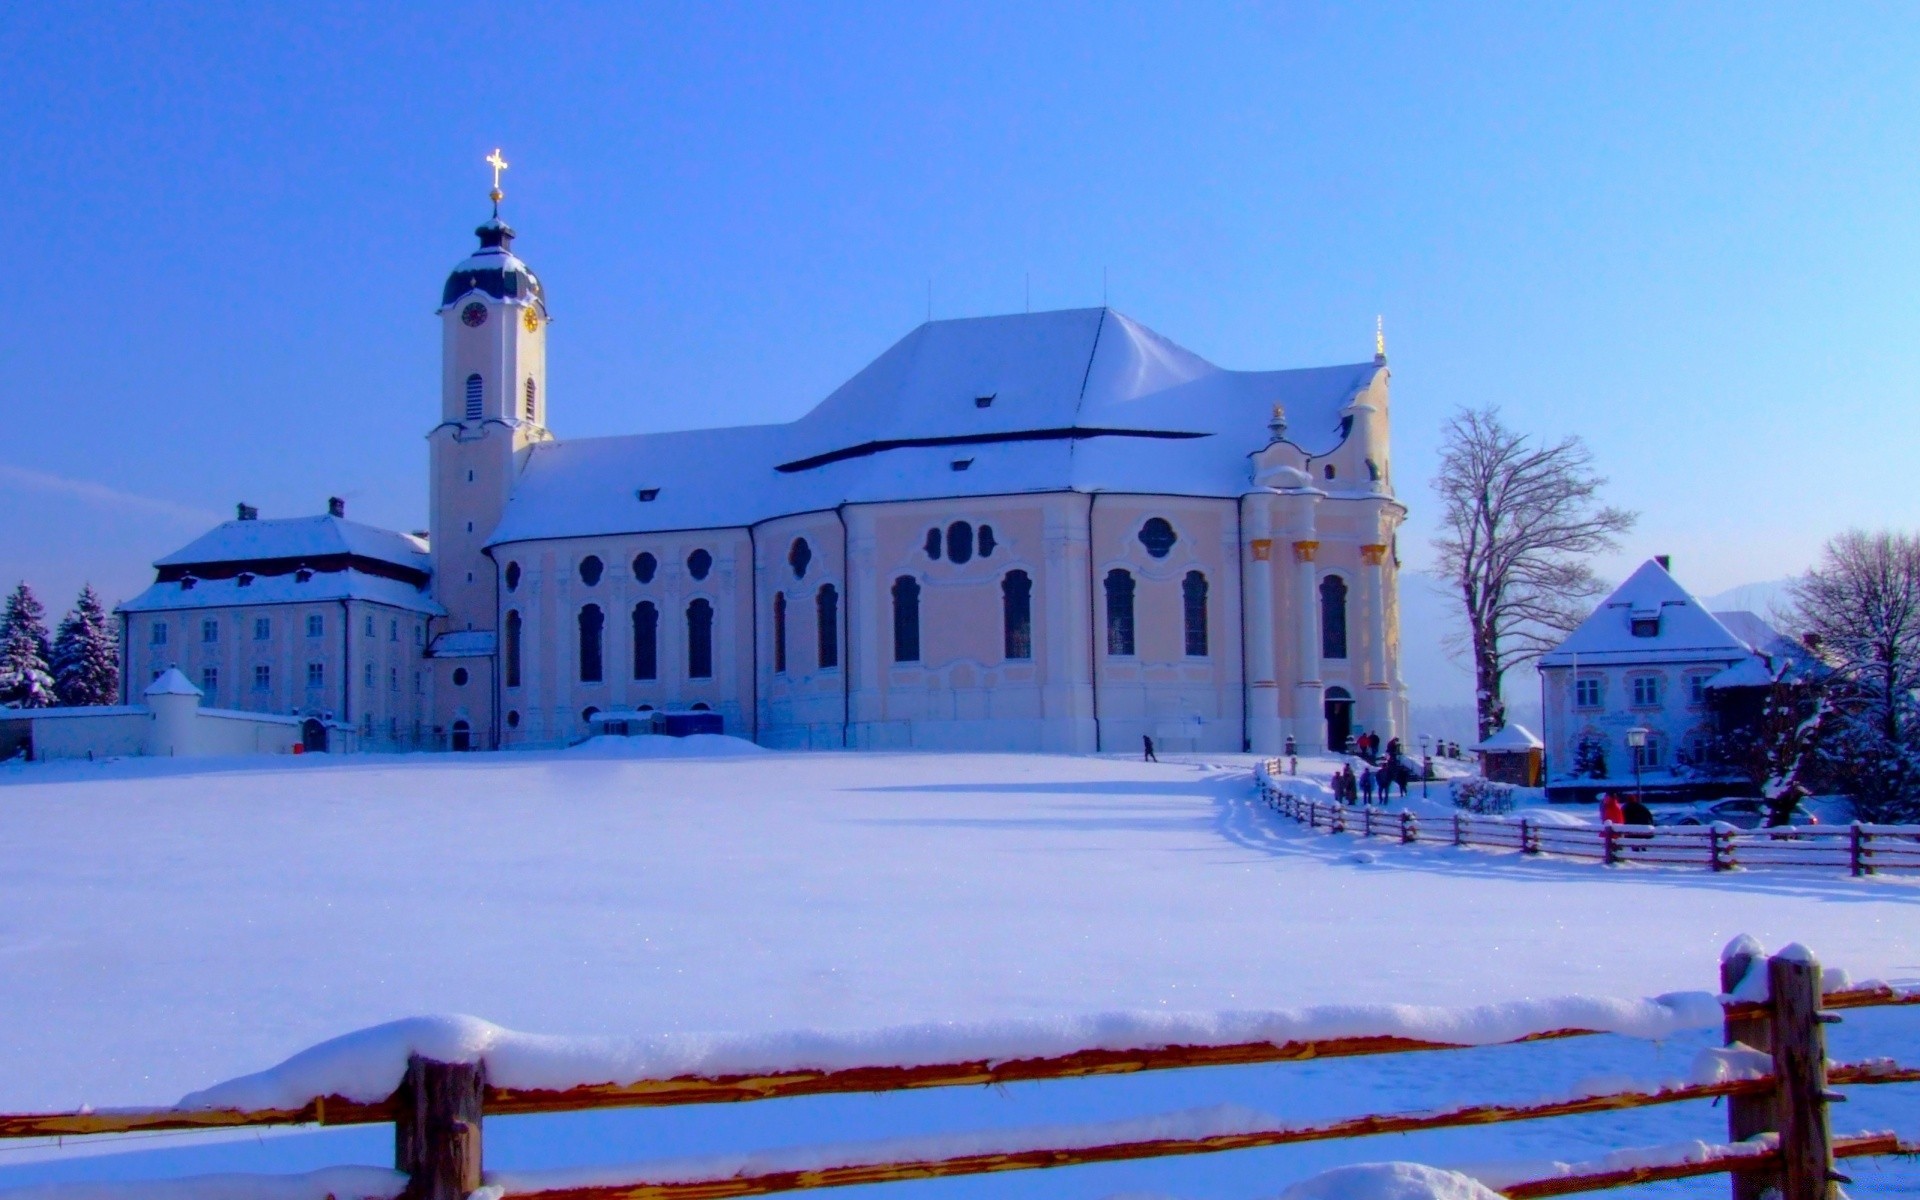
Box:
[300,718,328,753]
[451,719,472,752]
[1324,687,1354,754]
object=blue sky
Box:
[6,3,1918,630]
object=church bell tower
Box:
[427,150,549,745]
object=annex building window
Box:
[1183,570,1209,657]
[892,576,921,662]
[201,618,219,644]
[364,662,375,690]
[773,592,788,673]
[578,604,604,683]
[201,667,218,696]
[307,661,324,688]
[151,621,168,646]
[253,664,271,690]
[306,614,324,638]
[1575,677,1602,708]
[465,373,484,421]
[816,584,839,669]
[687,598,714,678]
[1002,570,1032,661]
[1319,575,1348,660]
[255,617,272,641]
[1104,568,1136,656]
[504,610,522,688]
[633,601,658,680]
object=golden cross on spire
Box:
[1375,314,1386,360]
[485,148,509,208]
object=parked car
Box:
[1658,798,1817,829]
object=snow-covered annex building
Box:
[120,195,1410,754]
[1536,558,1804,801]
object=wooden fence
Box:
[1257,763,1920,874]
[0,947,1914,1200]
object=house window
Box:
[892,576,921,662]
[632,552,657,584]
[524,378,537,420]
[1104,568,1136,656]
[504,610,522,688]
[687,549,713,581]
[687,598,714,678]
[1631,615,1661,638]
[579,555,604,586]
[1631,675,1660,707]
[389,619,398,642]
[773,592,788,673]
[1138,518,1178,559]
[816,584,839,669]
[255,617,272,641]
[306,614,324,638]
[578,604,604,683]
[1002,570,1032,660]
[465,373,483,421]
[151,621,168,646]
[306,661,324,688]
[201,618,219,644]
[789,538,812,579]
[947,521,974,564]
[364,615,374,637]
[1183,570,1209,657]
[924,528,943,560]
[505,562,522,591]
[253,664,271,690]
[201,666,218,697]
[1633,735,1663,769]
[1575,677,1601,708]
[364,662,375,690]
[978,525,996,557]
[1688,675,1710,705]
[1319,576,1348,660]
[623,601,657,680]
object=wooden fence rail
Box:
[1256,764,1920,874]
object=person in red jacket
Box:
[1600,792,1626,825]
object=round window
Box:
[506,710,521,729]
[633,552,658,583]
[579,555,604,586]
[688,548,713,580]
[504,561,521,592]
[1138,518,1178,559]
[582,706,600,724]
[452,667,469,687]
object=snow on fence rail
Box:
[1255,760,1920,874]
[1,944,1914,1200]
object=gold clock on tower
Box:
[523,307,540,333]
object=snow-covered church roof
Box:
[1537,560,1752,668]
[488,308,1383,546]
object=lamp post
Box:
[1626,725,1650,811]
[1419,733,1432,798]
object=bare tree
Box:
[1790,530,1920,822]
[1431,407,1635,740]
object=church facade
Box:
[124,199,1410,755]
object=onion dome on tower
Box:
[440,149,546,314]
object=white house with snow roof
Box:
[119,188,1411,754]
[1536,558,1800,799]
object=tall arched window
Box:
[1183,571,1209,657]
[892,576,921,662]
[687,599,714,678]
[524,377,537,420]
[817,584,839,669]
[578,604,604,683]
[772,592,788,673]
[1320,575,1349,660]
[632,601,658,680]
[1002,570,1032,660]
[504,610,523,688]
[464,373,483,421]
[1105,568,1136,656]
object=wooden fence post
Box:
[1453,812,1466,847]
[1721,941,1778,1200]
[1520,817,1537,855]
[1769,949,1839,1200]
[1849,823,1869,877]
[1712,826,1736,872]
[1602,824,1618,866]
[1400,811,1416,844]
[1362,807,1374,838]
[396,1055,486,1200]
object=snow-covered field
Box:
[0,746,1915,1197]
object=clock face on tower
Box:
[461,302,488,327]
[522,307,539,333]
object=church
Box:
[119,171,1409,755]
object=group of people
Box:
[1599,791,1655,827]
[1330,758,1413,805]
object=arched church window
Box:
[578,555,604,586]
[1323,464,1337,480]
[465,373,483,421]
[1104,568,1136,656]
[924,528,943,560]
[1183,570,1209,657]
[947,521,974,564]
[688,548,713,581]
[773,592,788,673]
[633,552,657,584]
[892,577,921,662]
[816,584,839,669]
[1002,570,1032,661]
[524,378,537,420]
[1319,575,1348,660]
[632,601,657,680]
[789,538,812,579]
[578,604,604,683]
[978,525,996,557]
[687,598,714,678]
[504,561,521,592]
[504,610,522,688]
[1138,518,1177,559]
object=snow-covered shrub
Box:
[1280,1162,1503,1200]
[1451,776,1515,815]
[1572,735,1608,779]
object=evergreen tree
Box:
[51,585,119,707]
[0,583,56,709]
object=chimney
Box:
[327,497,346,518]
[236,503,258,521]
[1654,554,1671,572]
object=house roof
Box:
[1537,560,1753,668]
[155,514,429,575]
[119,569,444,616]
[487,308,1384,546]
[1473,723,1543,752]
[144,668,203,698]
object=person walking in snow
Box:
[1142,734,1157,763]
[1600,792,1626,826]
[1623,796,1653,827]
[1359,768,1375,805]
[1283,734,1298,776]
